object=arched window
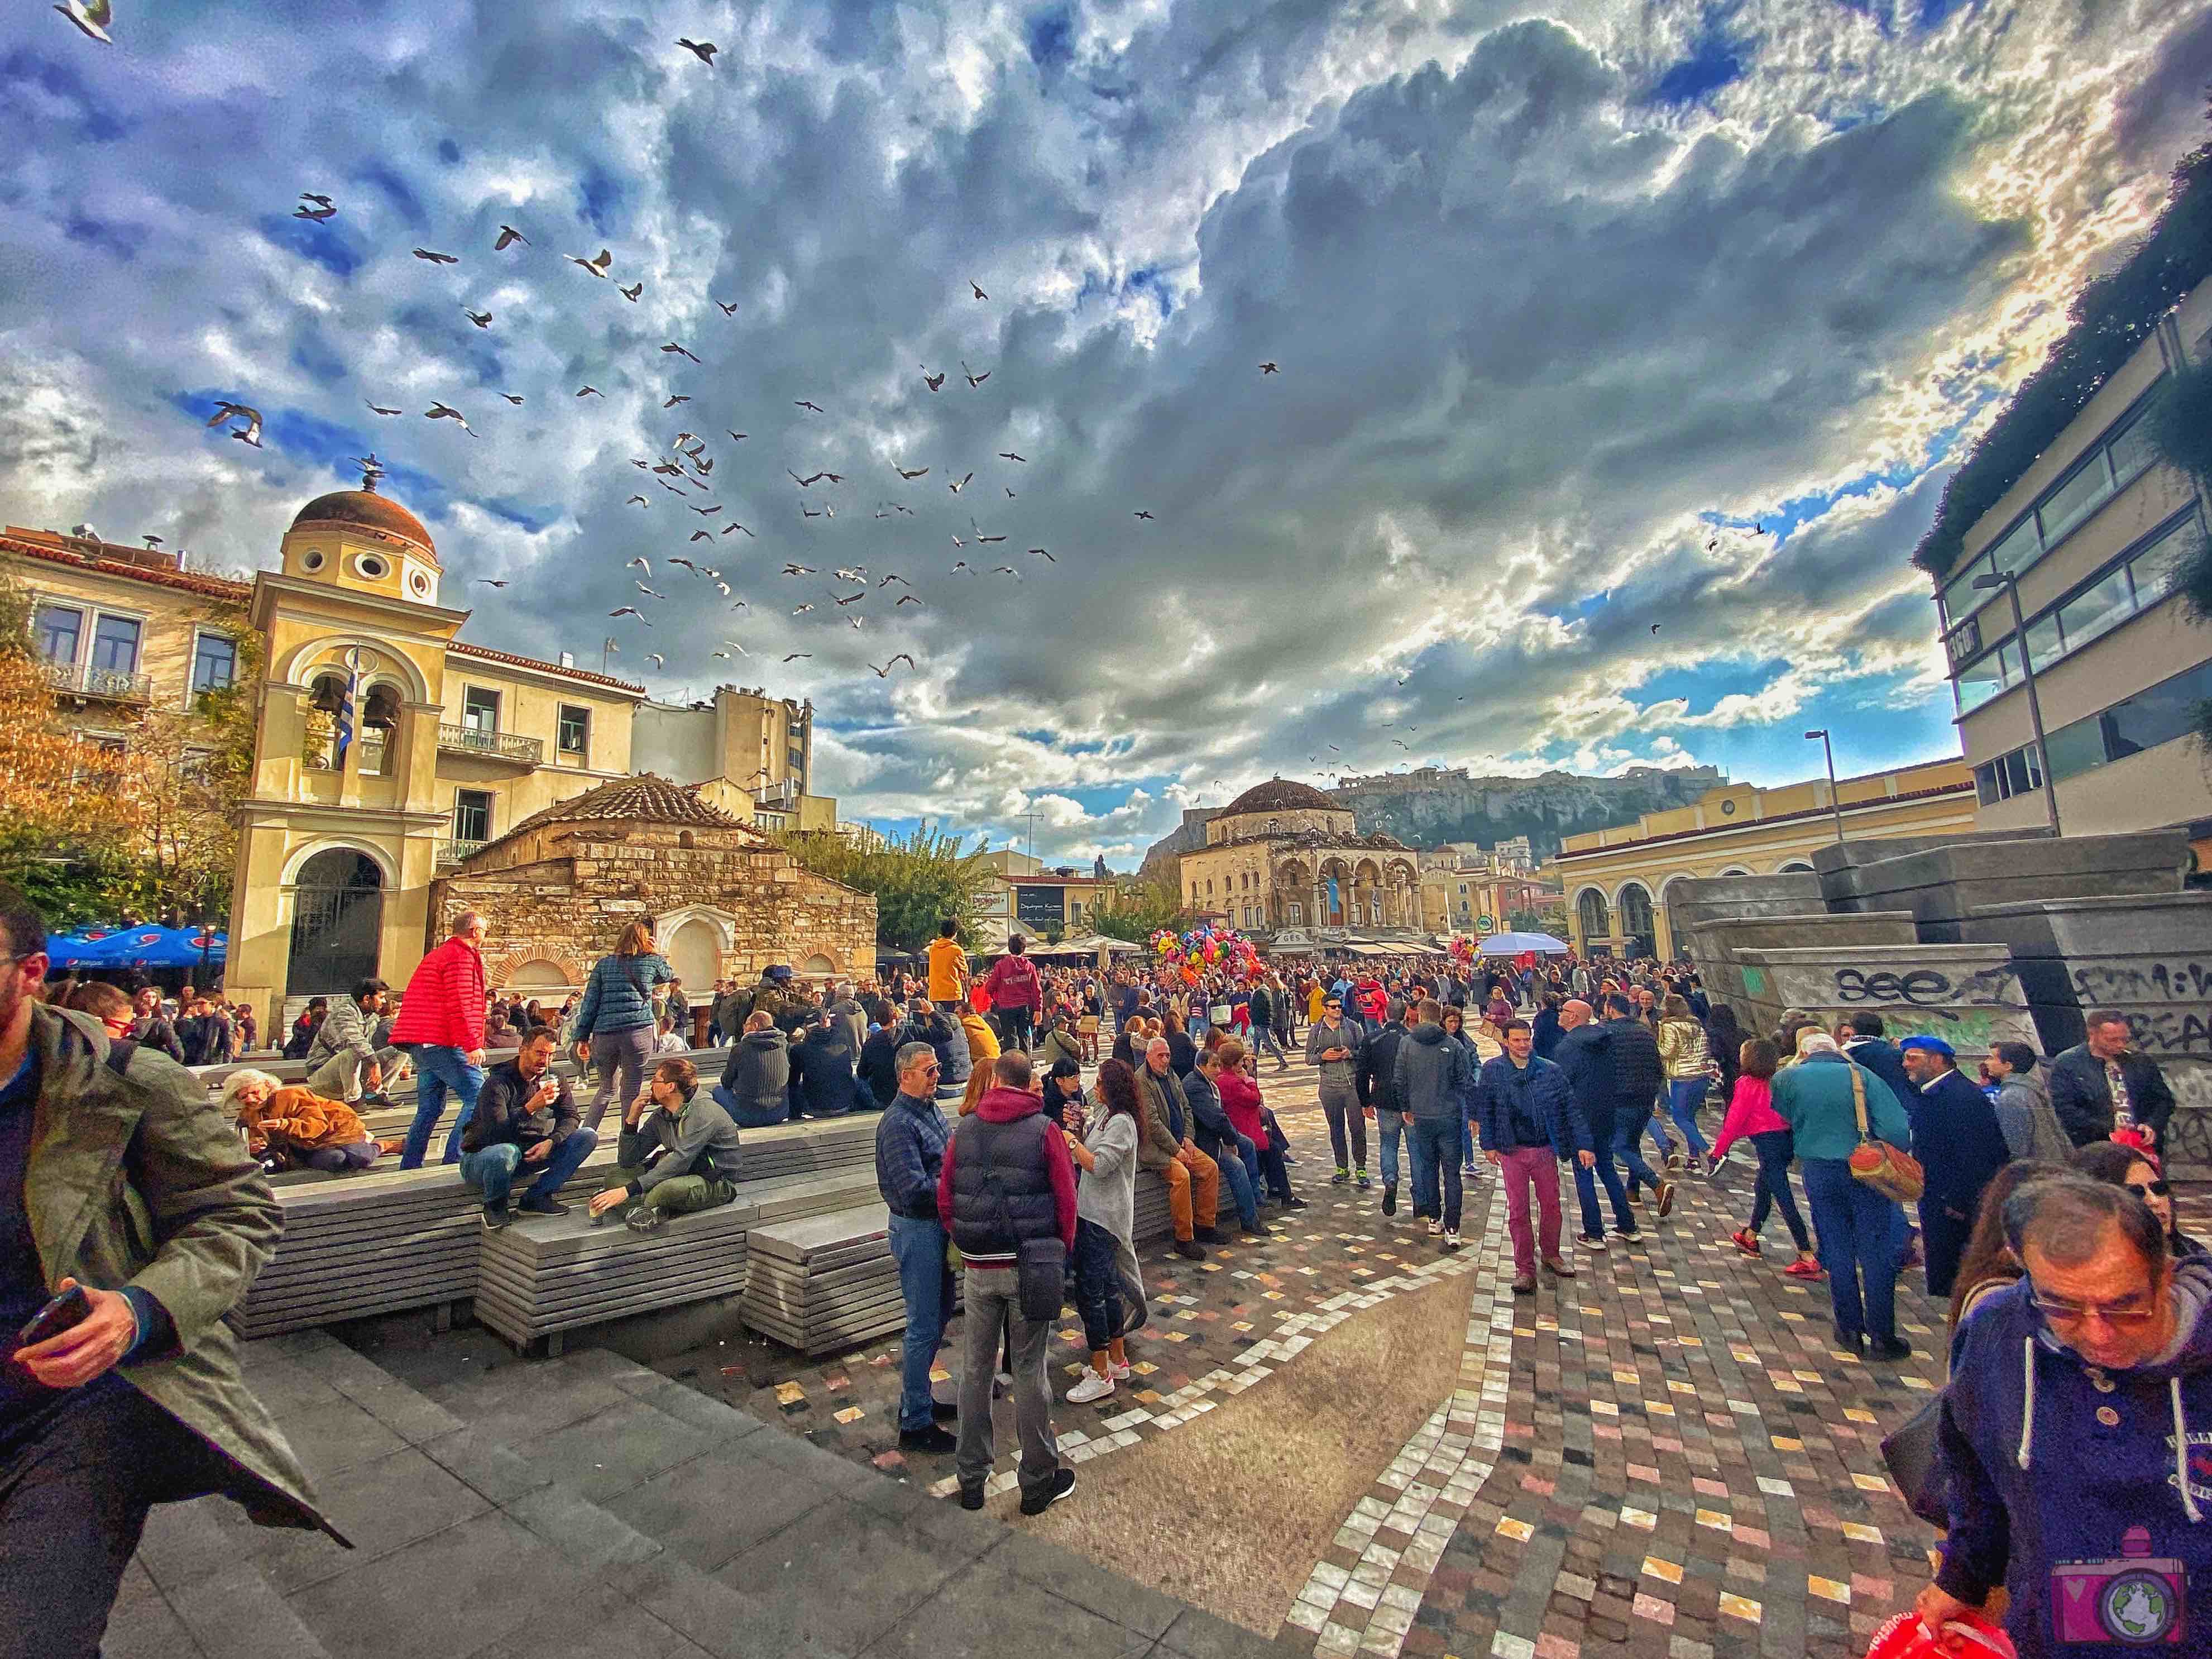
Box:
[666,917,720,988]
[1577,887,1610,941]
[1618,883,1656,955]
[286,849,384,996]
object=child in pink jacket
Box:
[1711,1037,1821,1277]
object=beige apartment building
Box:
[1929,276,2212,864]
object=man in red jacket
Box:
[980,936,1043,1053]
[392,911,490,1168]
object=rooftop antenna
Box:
[1016,809,1041,859]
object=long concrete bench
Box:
[475,1167,879,1355]
[231,1111,878,1338]
[741,1203,906,1355]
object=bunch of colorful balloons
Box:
[1150,925,1263,986]
[1448,935,1476,967]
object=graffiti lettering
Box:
[2122,1010,2212,1059]
[2071,962,2212,1005]
[1833,965,2017,1008]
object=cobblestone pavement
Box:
[663,1056,1969,1657]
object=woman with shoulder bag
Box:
[572,920,673,1132]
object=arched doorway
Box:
[1617,882,1656,958]
[1319,859,1352,927]
[666,918,721,988]
[798,952,837,977]
[286,849,384,996]
[505,959,574,994]
[1576,887,1610,948]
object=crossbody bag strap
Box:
[1850,1063,1870,1141]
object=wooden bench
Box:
[231,1110,879,1338]
[741,1204,909,1355]
[475,1167,880,1354]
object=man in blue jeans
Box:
[875,1040,957,1454]
[390,910,490,1167]
[458,1028,599,1230]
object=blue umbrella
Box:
[70,925,227,969]
[1477,930,1571,957]
[45,929,120,969]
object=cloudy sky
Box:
[7,0,2211,864]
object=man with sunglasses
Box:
[1899,1035,2014,1302]
[1306,992,1368,1188]
[0,883,336,1653]
[1919,1175,2212,1655]
[875,1041,957,1454]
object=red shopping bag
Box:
[1864,1608,2015,1659]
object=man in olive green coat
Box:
[0,885,338,1657]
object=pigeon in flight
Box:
[969,280,987,300]
[669,557,702,575]
[781,563,815,576]
[1260,362,1278,374]
[998,452,1026,463]
[790,471,822,487]
[494,225,529,250]
[896,594,923,606]
[794,399,823,413]
[473,578,508,587]
[54,0,113,44]
[949,472,973,494]
[414,248,459,265]
[992,566,1019,576]
[962,361,989,388]
[801,505,823,519]
[1006,486,1016,498]
[721,522,755,538]
[628,557,652,572]
[835,567,868,582]
[897,464,929,480]
[878,573,909,587]
[205,401,262,444]
[499,393,524,405]
[609,607,650,623]
[872,654,917,676]
[791,603,815,615]
[365,400,402,415]
[1133,510,1154,520]
[714,642,748,658]
[619,282,643,303]
[678,37,717,64]
[294,201,337,222]
[425,404,475,436]
[716,300,738,316]
[662,342,700,363]
[1029,547,1055,563]
[647,653,665,670]
[834,590,866,606]
[628,495,649,506]
[464,309,492,328]
[577,385,604,398]
[690,504,722,517]
[634,582,664,600]
[690,530,712,542]
[299,193,333,209]
[782,653,811,662]
[663,395,691,408]
[566,248,612,278]
[726,431,748,443]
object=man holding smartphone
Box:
[459,1027,600,1231]
[0,882,335,1657]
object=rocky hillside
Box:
[1139,766,1722,873]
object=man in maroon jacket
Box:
[979,937,1043,1053]
[392,911,490,1168]
[937,1051,1078,1513]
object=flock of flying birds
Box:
[185,35,1299,688]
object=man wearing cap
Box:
[1898,1035,2013,1301]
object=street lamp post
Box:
[1972,571,2062,838]
[1804,728,1846,845]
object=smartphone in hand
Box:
[17,1284,93,1350]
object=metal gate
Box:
[286,849,385,996]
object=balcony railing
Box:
[44,660,154,702]
[438,723,542,765]
[754,779,799,811]
[437,836,488,867]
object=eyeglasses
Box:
[2128,1179,2172,1199]
[2027,1285,2160,1326]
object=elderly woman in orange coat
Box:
[221,1068,381,1172]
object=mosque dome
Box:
[289,485,434,556]
[1220,778,1342,817]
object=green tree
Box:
[775,824,997,952]
[1086,874,1200,944]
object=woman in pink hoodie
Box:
[1711,1037,1821,1277]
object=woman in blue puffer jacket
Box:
[572,920,672,1131]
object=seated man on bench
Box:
[586,1056,744,1233]
[460,1027,600,1230]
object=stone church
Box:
[1174,779,1424,941]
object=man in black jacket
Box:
[1600,994,1675,1217]
[787,1012,872,1118]
[1553,1001,1638,1245]
[1183,1051,1268,1237]
[714,1013,792,1127]
[1361,1000,1411,1216]
[2049,1010,2177,1151]
[458,1027,600,1230]
[856,1013,908,1110]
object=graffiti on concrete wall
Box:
[1830,964,2020,1008]
[2118,1008,2212,1059]
[2071,962,2212,1006]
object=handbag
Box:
[1847,1063,1926,1204]
[1880,1394,1948,1528]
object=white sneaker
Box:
[1108,1359,1132,1381]
[1425,1219,1443,1236]
[1066,1370,1115,1404]
[1442,1230,1462,1251]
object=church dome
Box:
[289,487,434,556]
[1220,778,1340,818]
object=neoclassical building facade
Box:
[1176,780,1423,937]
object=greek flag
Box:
[332,647,362,764]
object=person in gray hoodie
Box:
[1984,1040,2071,1161]
[1394,999,1473,1250]
[714,1012,793,1127]
[1305,991,1368,1188]
[586,1057,744,1232]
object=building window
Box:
[34,604,82,665]
[453,788,492,845]
[1287,902,1303,925]
[2043,658,2212,784]
[557,704,590,757]
[1973,744,2042,806]
[191,631,238,696]
[462,686,500,732]
[90,614,141,674]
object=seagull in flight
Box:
[646,653,665,670]
[690,503,722,517]
[1029,547,1055,563]
[1133,510,1154,520]
[834,590,866,606]
[794,399,823,413]
[663,395,691,408]
[721,522,755,538]
[464,309,492,328]
[1260,362,1278,374]
[878,573,909,587]
[499,393,524,405]
[961,361,989,388]
[791,603,815,613]
[566,248,612,278]
[835,567,868,582]
[949,472,973,494]
[716,300,738,316]
[54,1,113,45]
[494,225,529,250]
[678,37,716,64]
[634,582,665,599]
[790,470,824,487]
[998,452,1026,463]
[714,642,749,658]
[781,563,815,576]
[205,401,262,444]
[425,403,475,436]
[627,495,649,506]
[922,367,945,393]
[872,654,917,677]
[609,607,650,623]
[896,593,923,606]
[668,556,703,575]
[628,557,652,572]
[896,464,929,480]
[365,400,402,415]
[413,248,459,265]
[577,386,603,398]
[726,431,748,443]
[782,653,811,663]
[690,530,713,542]
[619,281,643,303]
[662,342,700,363]
[969,280,987,300]
[294,201,336,222]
